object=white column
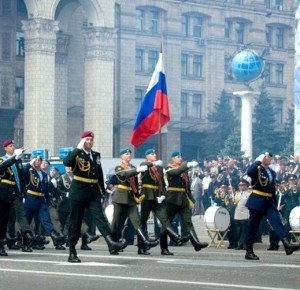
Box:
[83,27,116,157]
[22,18,59,154]
[233,91,258,159]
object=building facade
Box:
[0,0,296,163]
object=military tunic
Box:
[63,148,111,245]
[165,162,196,232]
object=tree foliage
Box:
[220,129,245,159]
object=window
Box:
[264,63,271,84]
[266,26,272,45]
[235,22,244,44]
[135,49,144,72]
[16,32,25,57]
[181,93,188,118]
[265,0,271,9]
[2,0,11,16]
[275,63,283,84]
[135,88,144,113]
[192,94,201,118]
[181,54,188,76]
[275,0,283,10]
[225,20,231,38]
[182,15,188,36]
[193,55,203,78]
[274,100,283,125]
[234,0,244,4]
[149,10,159,33]
[275,27,284,49]
[148,50,159,73]
[136,9,144,32]
[2,32,11,61]
[16,76,24,109]
[193,16,203,38]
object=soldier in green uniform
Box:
[138,148,188,255]
[165,151,208,252]
[111,149,159,253]
[63,131,127,263]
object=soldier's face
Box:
[84,137,94,151]
[172,155,183,165]
[262,154,271,166]
[121,152,132,162]
[147,153,157,162]
[5,144,15,155]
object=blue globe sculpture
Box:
[231,49,263,83]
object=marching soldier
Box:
[63,131,127,262]
[245,151,300,260]
[138,149,187,255]
[111,149,159,253]
[0,139,35,252]
[23,156,65,249]
[165,151,208,252]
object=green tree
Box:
[205,90,237,157]
[220,129,245,159]
[252,90,281,156]
[280,107,294,157]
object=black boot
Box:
[68,245,81,263]
[85,232,100,244]
[22,231,35,252]
[104,235,127,255]
[281,237,300,255]
[81,233,92,250]
[137,228,159,250]
[190,229,208,252]
[32,236,45,250]
[160,231,173,255]
[245,245,259,260]
[137,235,150,255]
[6,233,20,250]
[50,231,65,248]
[0,246,7,256]
[0,239,7,247]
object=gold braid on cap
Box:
[75,156,90,172]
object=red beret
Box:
[81,131,94,138]
[3,139,14,147]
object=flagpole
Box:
[157,43,163,160]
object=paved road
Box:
[0,216,299,290]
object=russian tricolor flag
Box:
[130,52,170,147]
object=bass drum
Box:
[204,206,230,231]
[289,206,300,231]
[104,204,114,224]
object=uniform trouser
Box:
[246,206,287,246]
[235,219,249,247]
[111,203,141,240]
[7,197,31,236]
[48,206,63,234]
[58,211,70,235]
[140,200,171,234]
[25,202,55,235]
[68,199,111,246]
[0,200,12,239]
[166,202,194,233]
[83,209,96,235]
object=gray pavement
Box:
[0,216,299,290]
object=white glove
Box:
[15,148,25,160]
[156,195,166,204]
[153,160,163,167]
[77,138,86,149]
[29,158,36,166]
[66,192,69,198]
[187,161,198,168]
[136,165,148,173]
[50,178,57,188]
[255,154,265,162]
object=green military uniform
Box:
[165,151,208,252]
[111,162,144,239]
[165,162,195,232]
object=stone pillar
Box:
[55,32,71,153]
[22,18,59,154]
[233,91,258,159]
[83,27,115,157]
